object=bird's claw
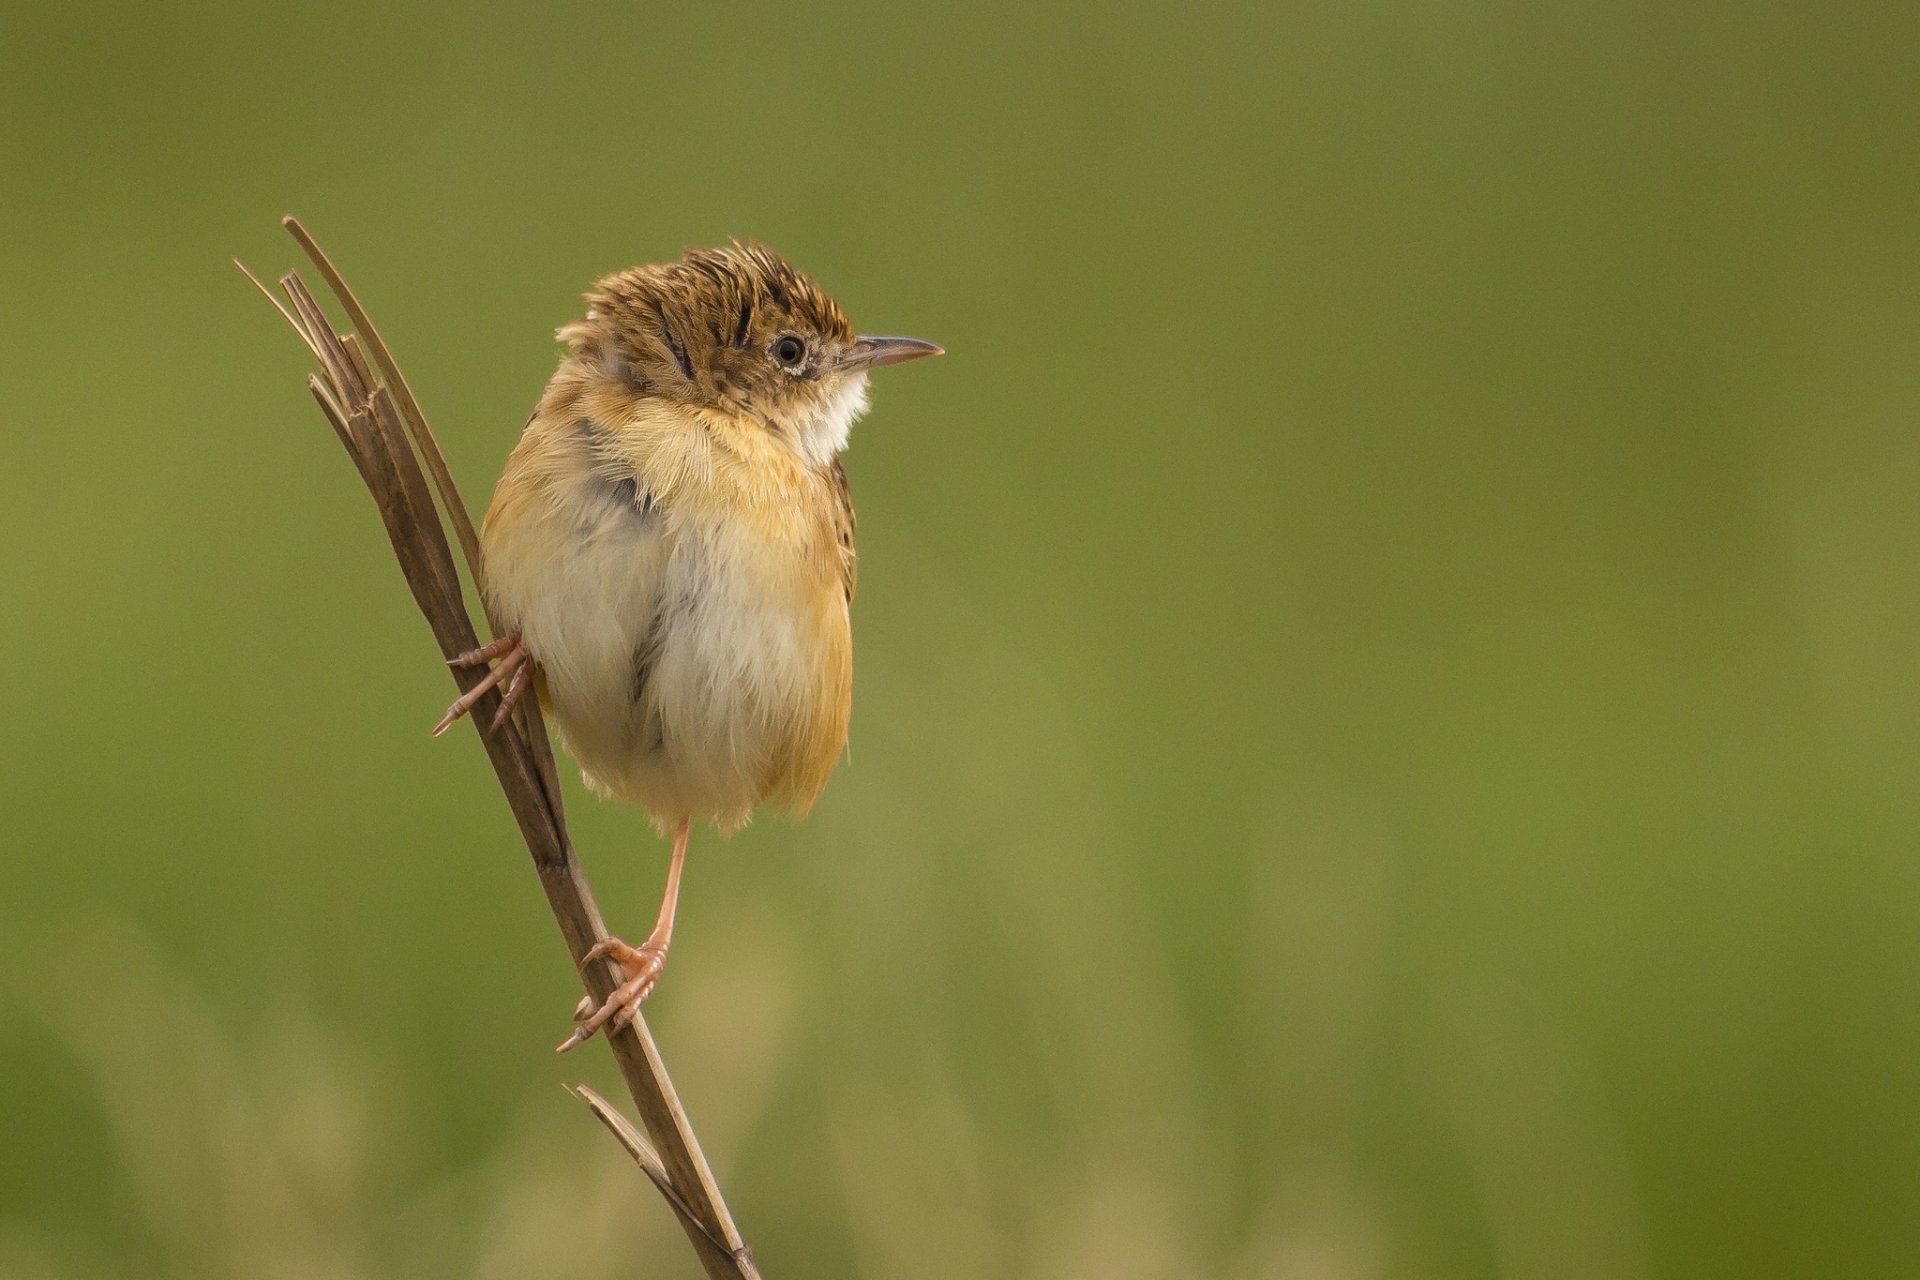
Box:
[556,936,669,1053]
[432,633,530,738]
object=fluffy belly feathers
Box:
[481,464,851,833]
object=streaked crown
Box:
[559,242,940,466]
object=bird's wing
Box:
[828,457,857,604]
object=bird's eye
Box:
[772,335,806,368]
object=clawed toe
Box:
[581,936,623,966]
[557,935,669,1053]
[432,633,530,737]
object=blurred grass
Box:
[4,0,1920,1276]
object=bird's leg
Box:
[558,817,690,1053]
[432,633,530,737]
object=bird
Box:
[431,242,940,1051]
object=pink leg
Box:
[450,633,522,668]
[558,818,691,1053]
[431,633,529,737]
[488,658,533,734]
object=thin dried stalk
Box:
[240,217,760,1280]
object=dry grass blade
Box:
[281,216,484,584]
[572,1085,764,1278]
[239,219,760,1280]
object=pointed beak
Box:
[844,334,944,371]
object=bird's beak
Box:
[844,335,944,370]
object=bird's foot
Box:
[432,633,531,737]
[557,935,670,1053]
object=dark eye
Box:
[772,335,806,368]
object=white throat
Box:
[795,374,870,468]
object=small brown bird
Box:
[434,243,939,1050]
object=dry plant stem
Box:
[240,218,760,1280]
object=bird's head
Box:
[560,242,940,467]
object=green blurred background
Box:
[4,2,1918,1276]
